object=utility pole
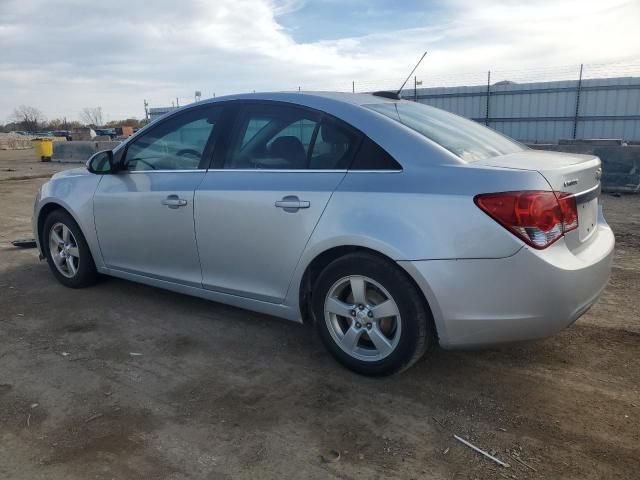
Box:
[143,100,149,121]
[352,81,355,93]
[485,71,491,126]
[414,76,417,101]
[176,97,180,108]
[573,64,584,139]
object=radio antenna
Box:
[396,51,427,95]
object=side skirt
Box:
[97,267,303,323]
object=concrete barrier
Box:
[528,143,640,193]
[52,141,121,163]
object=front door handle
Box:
[275,195,310,212]
[162,195,188,209]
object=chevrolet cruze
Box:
[33,92,614,375]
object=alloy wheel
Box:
[48,222,80,278]
[324,275,402,362]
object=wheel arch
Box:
[297,245,440,345]
[37,202,86,258]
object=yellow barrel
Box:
[32,138,54,162]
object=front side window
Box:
[225,104,357,170]
[124,107,221,171]
[365,102,525,162]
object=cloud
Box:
[0,0,639,122]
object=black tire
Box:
[43,209,98,288]
[312,252,433,376]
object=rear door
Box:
[93,105,224,286]
[194,101,360,303]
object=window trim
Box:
[125,169,207,174]
[119,103,227,173]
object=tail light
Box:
[474,191,578,249]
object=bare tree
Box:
[11,105,45,132]
[80,107,103,127]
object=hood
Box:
[51,167,91,180]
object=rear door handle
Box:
[275,196,310,212]
[162,195,188,209]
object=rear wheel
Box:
[312,252,433,376]
[43,210,98,288]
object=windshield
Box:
[365,102,525,162]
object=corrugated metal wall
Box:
[409,76,640,143]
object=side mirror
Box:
[86,150,116,174]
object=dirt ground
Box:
[0,149,638,480]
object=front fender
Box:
[34,172,104,268]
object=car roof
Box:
[201,91,401,108]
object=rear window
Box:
[365,102,525,162]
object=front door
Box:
[94,105,223,286]
[195,102,360,302]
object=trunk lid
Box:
[477,149,602,247]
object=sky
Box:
[1,0,639,123]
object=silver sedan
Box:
[32,92,614,375]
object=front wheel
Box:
[312,253,433,376]
[43,210,98,288]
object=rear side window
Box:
[350,137,402,170]
[365,102,525,162]
[309,120,358,169]
[225,103,358,170]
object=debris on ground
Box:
[432,416,446,429]
[11,239,37,248]
[453,434,510,468]
[85,413,104,423]
[511,455,538,472]
[321,449,341,463]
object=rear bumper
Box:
[400,222,614,349]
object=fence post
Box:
[573,64,584,139]
[414,76,418,101]
[352,81,355,93]
[485,71,491,126]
